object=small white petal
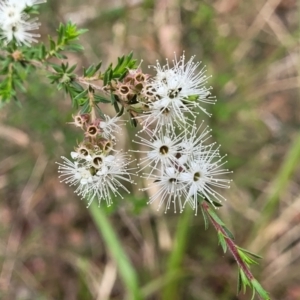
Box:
[71,151,79,159]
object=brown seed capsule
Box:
[86,125,99,137]
[91,155,104,169]
[97,138,112,153]
[76,145,91,157]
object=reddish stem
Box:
[201,202,254,281]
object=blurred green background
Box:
[0,0,299,299]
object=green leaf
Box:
[103,65,112,86]
[68,64,77,73]
[200,203,209,230]
[80,100,90,113]
[113,101,120,113]
[51,63,62,73]
[117,104,125,117]
[94,61,102,73]
[110,92,116,104]
[238,249,258,265]
[84,65,95,77]
[14,79,26,93]
[49,37,56,51]
[251,279,270,300]
[218,231,227,253]
[129,113,137,127]
[55,52,68,59]
[94,94,110,103]
[221,226,235,240]
[39,44,46,59]
[84,61,102,78]
[237,247,262,260]
[211,200,223,207]
[207,208,225,226]
[107,68,113,82]
[239,269,250,293]
[73,89,88,101]
[70,81,84,91]
[237,270,242,294]
[67,43,84,52]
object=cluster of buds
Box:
[112,68,150,104]
[108,55,216,134]
[0,0,46,46]
[57,113,134,207]
[70,113,124,142]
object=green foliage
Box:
[203,204,270,300]
[0,4,276,299]
[90,201,142,300]
[48,62,76,88]
[0,21,86,106]
[83,61,102,78]
[58,52,137,114]
[47,22,87,59]
[102,52,137,85]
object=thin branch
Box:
[202,202,255,281]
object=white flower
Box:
[87,152,135,206]
[0,17,41,46]
[57,151,134,207]
[99,114,124,140]
[20,0,47,7]
[0,1,23,25]
[180,145,232,215]
[141,167,187,213]
[177,123,215,165]
[148,53,215,117]
[3,0,46,11]
[133,129,185,176]
[71,151,92,162]
[137,99,195,134]
[56,156,94,202]
[0,0,44,46]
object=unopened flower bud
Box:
[11,50,23,62]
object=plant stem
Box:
[89,201,142,300]
[201,202,255,282]
[88,89,96,122]
[202,202,270,299]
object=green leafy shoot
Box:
[46,22,88,59]
[102,52,137,86]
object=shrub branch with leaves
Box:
[0,1,270,299]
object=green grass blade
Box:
[162,208,193,300]
[89,201,142,300]
[253,133,300,234]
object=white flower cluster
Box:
[57,54,231,213]
[57,150,134,208]
[57,115,134,207]
[132,54,231,214]
[0,0,46,46]
[135,123,231,215]
[137,54,215,134]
